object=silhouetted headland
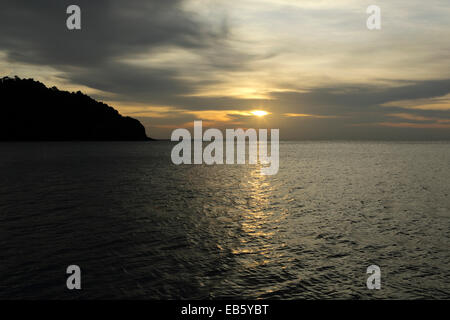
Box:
[0,76,152,141]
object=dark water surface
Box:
[0,141,449,299]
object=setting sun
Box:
[251,110,269,117]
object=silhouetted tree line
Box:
[0,76,150,141]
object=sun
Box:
[251,110,269,117]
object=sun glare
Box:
[251,110,269,117]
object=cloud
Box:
[1,0,450,139]
[0,0,255,97]
[263,79,450,119]
[0,0,220,65]
[283,113,340,119]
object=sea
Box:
[0,141,449,299]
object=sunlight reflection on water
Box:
[0,141,449,299]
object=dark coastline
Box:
[0,76,152,141]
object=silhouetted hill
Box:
[0,76,151,141]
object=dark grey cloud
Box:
[268,79,450,115]
[0,0,259,108]
[0,0,221,66]
[262,80,450,139]
[63,62,195,102]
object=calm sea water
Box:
[0,141,449,299]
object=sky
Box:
[1,0,449,139]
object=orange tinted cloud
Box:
[283,113,338,118]
[377,122,450,129]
